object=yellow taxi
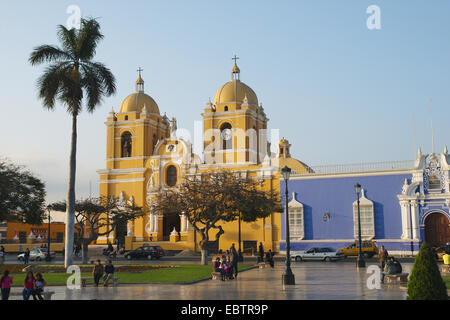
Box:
[339,241,378,258]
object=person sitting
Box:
[221,256,231,280]
[213,257,225,281]
[381,256,398,283]
[265,250,274,268]
[391,257,402,273]
[33,273,46,300]
[103,260,115,287]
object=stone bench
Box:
[440,265,450,275]
[81,276,119,287]
[385,273,409,284]
[10,290,55,300]
[211,272,222,280]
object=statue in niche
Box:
[121,132,132,157]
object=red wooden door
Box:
[425,213,450,247]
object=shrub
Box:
[407,242,448,300]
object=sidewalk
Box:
[8,262,409,300]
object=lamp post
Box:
[45,205,51,261]
[354,183,366,268]
[281,166,295,285]
[238,212,243,262]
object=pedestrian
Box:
[32,273,46,300]
[378,245,388,270]
[24,248,30,265]
[225,255,234,279]
[0,246,5,264]
[265,249,274,268]
[258,242,264,263]
[18,245,23,255]
[22,271,35,300]
[92,260,104,287]
[230,243,239,279]
[1,270,13,300]
[103,260,115,287]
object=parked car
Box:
[17,247,55,261]
[291,247,345,262]
[338,241,378,258]
[124,246,165,260]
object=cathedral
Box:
[97,61,311,253]
[97,61,450,255]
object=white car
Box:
[17,248,55,261]
[291,247,344,262]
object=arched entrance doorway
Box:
[162,212,180,241]
[424,212,450,247]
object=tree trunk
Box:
[199,231,209,265]
[82,241,89,264]
[64,114,77,268]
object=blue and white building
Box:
[280,147,450,255]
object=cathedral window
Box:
[166,165,177,187]
[125,115,128,120]
[121,132,132,157]
[352,189,375,240]
[220,123,232,150]
[224,106,228,111]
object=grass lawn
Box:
[9,264,254,286]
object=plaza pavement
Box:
[9,261,411,300]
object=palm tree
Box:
[29,18,116,267]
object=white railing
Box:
[292,160,415,175]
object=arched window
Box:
[121,132,132,157]
[220,123,232,150]
[166,165,177,187]
[224,106,228,111]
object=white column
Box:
[400,200,410,240]
[410,200,420,240]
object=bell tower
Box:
[202,57,269,165]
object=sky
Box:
[0,0,449,204]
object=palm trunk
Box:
[64,114,77,268]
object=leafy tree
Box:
[151,172,280,265]
[407,242,448,300]
[51,196,144,263]
[0,158,46,224]
[29,18,116,267]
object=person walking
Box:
[0,246,5,264]
[0,270,13,300]
[230,243,238,279]
[24,248,30,265]
[258,242,264,263]
[22,271,35,300]
[103,260,115,287]
[18,245,23,255]
[32,273,46,300]
[92,260,104,287]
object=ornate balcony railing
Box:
[292,160,415,176]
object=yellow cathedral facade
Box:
[97,61,312,253]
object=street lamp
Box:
[238,212,244,262]
[354,183,366,268]
[281,166,295,285]
[45,205,52,261]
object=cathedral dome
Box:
[119,72,160,114]
[213,80,258,106]
[119,92,160,114]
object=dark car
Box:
[124,246,165,260]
